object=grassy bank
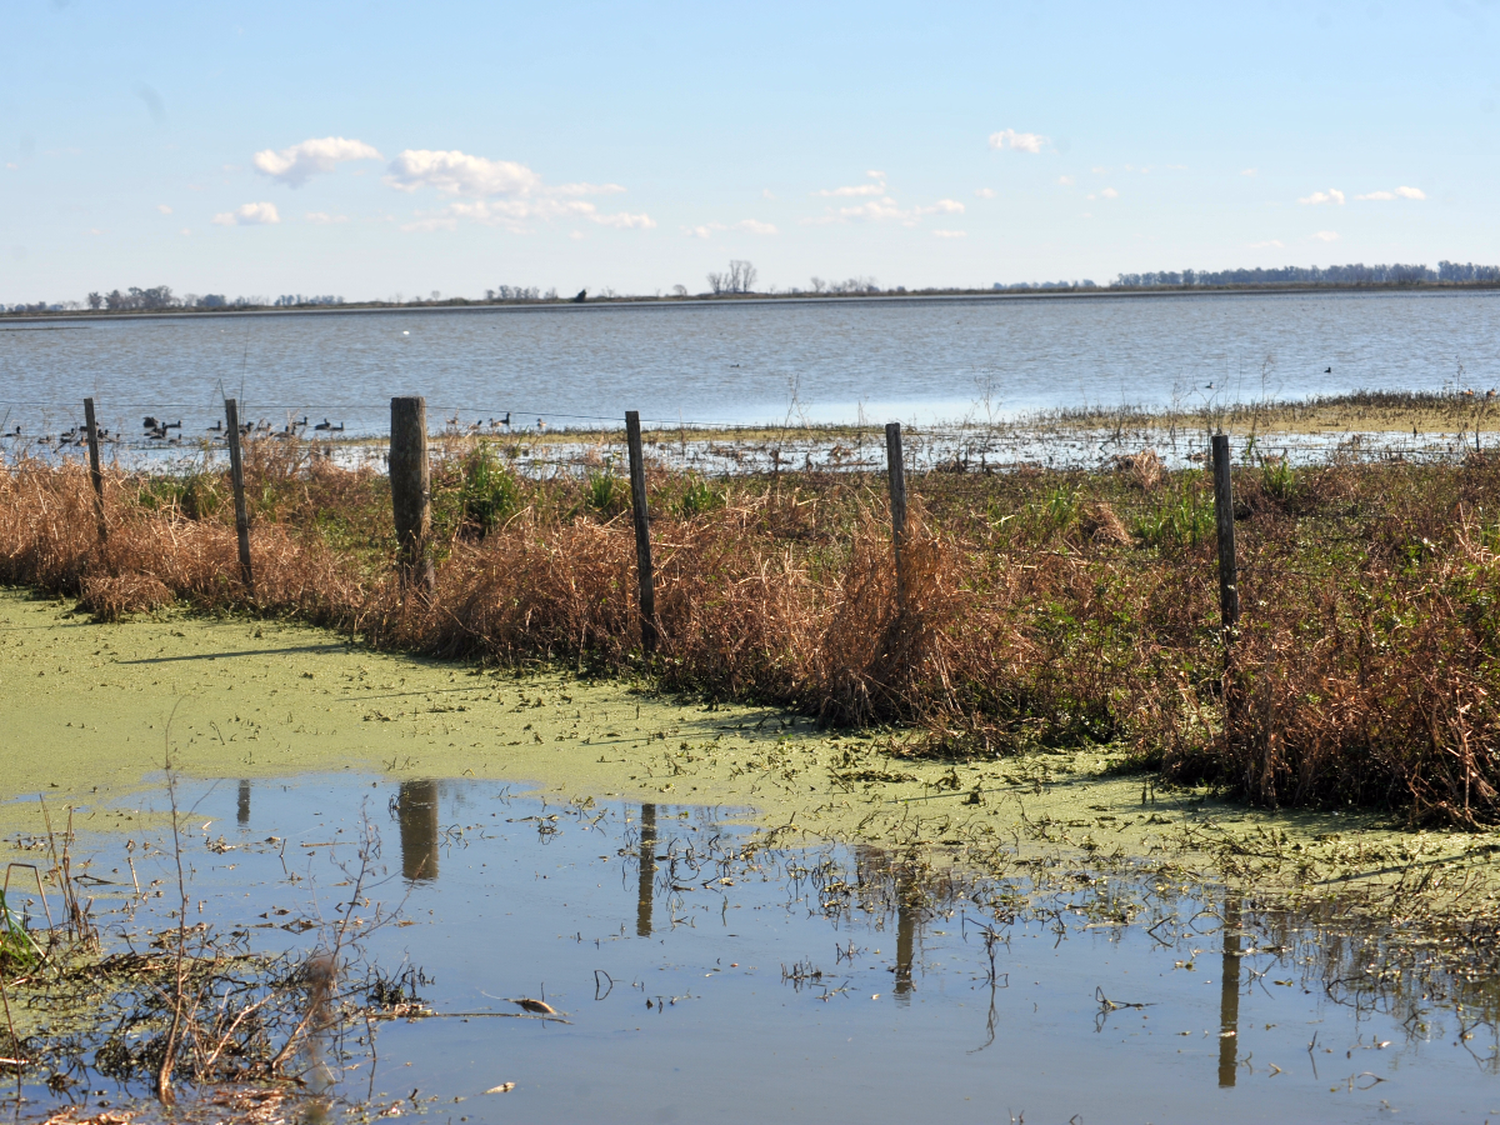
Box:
[3,412,1499,825]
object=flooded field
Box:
[2,775,1499,1123]
[6,591,1500,1122]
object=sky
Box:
[3,0,1499,304]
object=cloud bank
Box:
[212,202,280,226]
[253,137,382,188]
[1356,185,1426,201]
[1298,189,1345,206]
[386,149,648,232]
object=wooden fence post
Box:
[625,410,658,655]
[1211,433,1239,634]
[224,398,255,596]
[390,396,435,592]
[886,421,908,612]
[82,397,107,542]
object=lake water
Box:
[2,290,1498,441]
[13,774,1500,1123]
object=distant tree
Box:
[709,261,758,295]
[86,291,102,310]
[809,277,827,293]
[672,284,688,298]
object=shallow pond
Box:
[8,773,1500,1124]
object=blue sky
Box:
[3,1,1498,304]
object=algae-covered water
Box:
[7,588,1500,1122]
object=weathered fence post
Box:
[1211,433,1239,634]
[886,421,908,612]
[625,410,658,655]
[82,397,107,542]
[390,396,435,592]
[223,398,255,596]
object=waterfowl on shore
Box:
[1325,367,1332,373]
[314,418,333,431]
[207,419,224,432]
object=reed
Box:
[3,436,1499,825]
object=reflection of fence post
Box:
[636,803,657,937]
[1211,434,1239,636]
[1217,895,1243,1087]
[885,422,908,613]
[397,779,440,882]
[83,397,107,542]
[224,398,255,596]
[625,411,657,656]
[390,396,435,592]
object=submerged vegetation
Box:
[3,409,1500,826]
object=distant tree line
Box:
[273,294,346,307]
[994,279,1097,291]
[1109,261,1500,288]
[707,260,758,295]
[484,285,558,301]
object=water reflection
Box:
[637,804,657,937]
[237,780,251,827]
[398,780,440,882]
[1218,896,1242,1088]
[894,868,919,1006]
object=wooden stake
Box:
[390,396,435,592]
[82,397,107,542]
[625,410,657,655]
[224,398,255,596]
[886,422,908,612]
[1211,434,1239,633]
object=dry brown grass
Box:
[4,438,1500,824]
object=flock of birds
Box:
[1,413,349,448]
[0,409,549,449]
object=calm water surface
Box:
[2,290,1498,438]
[16,774,1500,1123]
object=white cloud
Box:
[1241,168,1257,177]
[1298,189,1345,206]
[975,187,997,198]
[1057,176,1074,187]
[403,197,653,233]
[762,188,776,199]
[253,137,382,188]
[212,202,280,226]
[683,220,779,238]
[805,196,962,227]
[1360,185,1426,200]
[179,228,191,236]
[988,128,1047,153]
[1248,239,1285,249]
[1312,230,1339,242]
[1100,187,1119,199]
[932,229,967,238]
[156,204,173,215]
[385,148,647,232]
[815,170,886,197]
[1091,166,1106,174]
[305,211,349,224]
